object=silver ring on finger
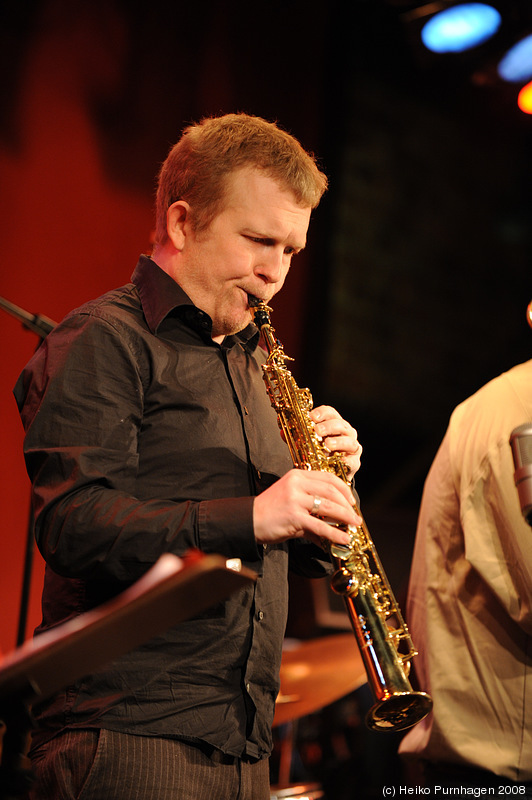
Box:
[310,496,322,516]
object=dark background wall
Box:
[1,0,530,655]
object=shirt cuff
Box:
[197,496,263,570]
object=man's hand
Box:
[253,468,361,547]
[310,405,362,481]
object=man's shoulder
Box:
[455,359,532,421]
[449,359,532,468]
[60,283,145,337]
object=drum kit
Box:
[270,633,366,800]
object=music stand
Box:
[0,551,255,798]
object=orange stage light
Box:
[517,81,532,114]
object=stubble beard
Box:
[211,303,252,340]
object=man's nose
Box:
[255,249,286,283]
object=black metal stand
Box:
[0,296,56,339]
[0,295,57,646]
[0,700,34,800]
[16,507,35,649]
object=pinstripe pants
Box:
[28,729,271,800]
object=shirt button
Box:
[246,683,250,693]
[257,610,264,621]
[263,543,267,552]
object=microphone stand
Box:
[0,295,57,646]
[0,296,56,339]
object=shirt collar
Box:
[131,255,260,352]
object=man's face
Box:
[174,166,312,341]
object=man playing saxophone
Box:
[15,112,363,800]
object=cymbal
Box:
[273,633,367,726]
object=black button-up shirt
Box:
[14,256,330,759]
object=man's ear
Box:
[166,200,191,251]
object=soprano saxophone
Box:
[250,297,432,732]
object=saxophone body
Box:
[251,299,432,733]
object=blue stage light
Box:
[421,3,502,54]
[498,35,532,83]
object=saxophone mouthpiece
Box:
[247,295,272,329]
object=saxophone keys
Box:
[330,565,359,596]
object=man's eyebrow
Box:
[243,230,306,250]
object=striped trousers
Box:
[28,729,271,800]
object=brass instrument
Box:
[250,297,432,732]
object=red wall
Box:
[0,13,155,653]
